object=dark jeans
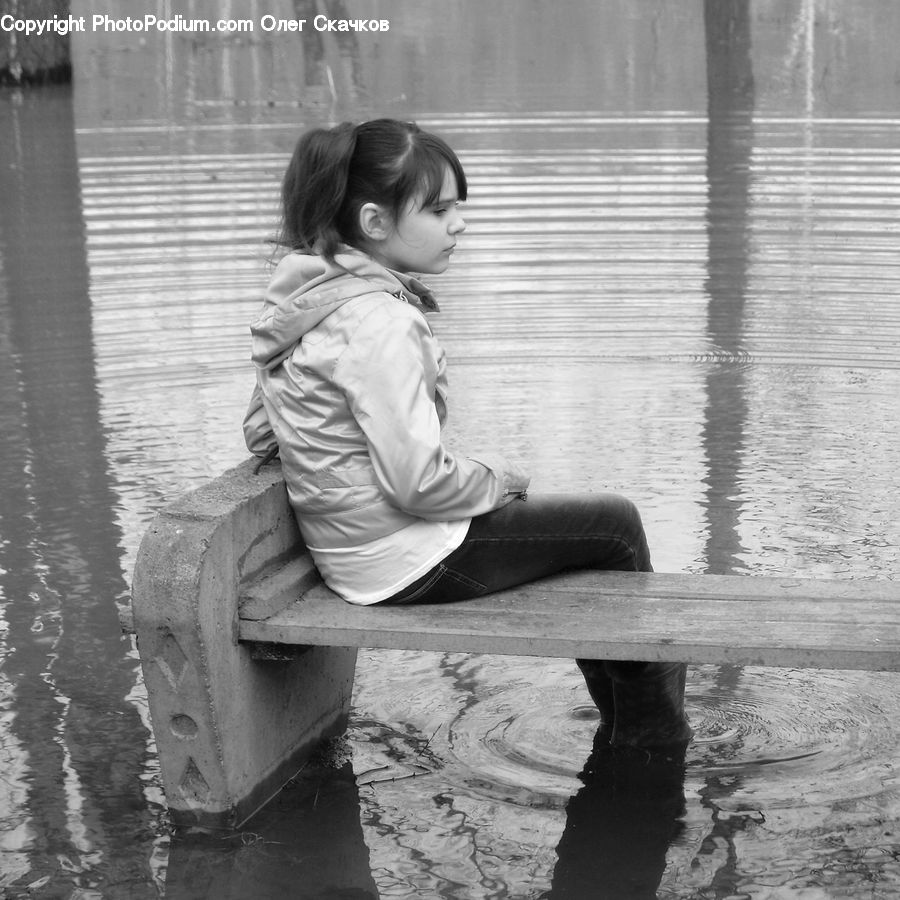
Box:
[385,493,693,748]
[384,492,652,605]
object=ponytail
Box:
[279,122,357,258]
[277,118,467,262]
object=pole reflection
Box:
[697,0,757,890]
[0,86,155,892]
[701,0,755,576]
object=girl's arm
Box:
[337,303,530,519]
[242,382,278,457]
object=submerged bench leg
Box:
[131,464,357,829]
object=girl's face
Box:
[369,166,466,275]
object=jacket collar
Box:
[251,247,439,370]
[333,247,440,312]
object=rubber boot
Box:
[576,658,616,742]
[604,660,693,751]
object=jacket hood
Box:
[250,248,439,370]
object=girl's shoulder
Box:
[345,287,431,325]
[335,289,436,355]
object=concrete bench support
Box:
[131,461,357,829]
[131,459,899,829]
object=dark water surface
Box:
[1,1,899,897]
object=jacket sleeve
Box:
[335,303,530,520]
[242,381,278,457]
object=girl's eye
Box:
[431,200,460,216]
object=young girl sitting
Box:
[243,118,691,750]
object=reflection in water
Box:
[0,89,157,894]
[697,2,757,888]
[164,761,379,900]
[547,732,687,899]
[161,726,688,900]
[702,0,754,576]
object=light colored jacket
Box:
[243,248,529,549]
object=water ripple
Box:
[428,663,900,817]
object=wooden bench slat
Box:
[238,569,900,671]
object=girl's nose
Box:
[450,211,466,234]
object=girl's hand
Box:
[498,459,531,506]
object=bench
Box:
[129,458,900,829]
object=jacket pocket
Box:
[302,467,380,513]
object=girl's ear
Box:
[358,202,391,241]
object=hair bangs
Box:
[398,135,468,212]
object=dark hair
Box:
[277,119,467,259]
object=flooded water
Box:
[1,0,899,896]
